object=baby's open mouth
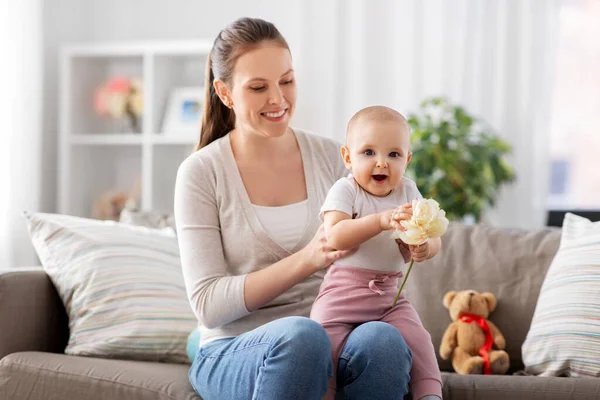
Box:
[372,174,388,182]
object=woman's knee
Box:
[269,317,332,381]
[277,317,331,355]
[349,321,412,369]
[338,322,412,398]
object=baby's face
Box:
[343,118,412,197]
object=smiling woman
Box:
[195,20,294,151]
[175,17,414,400]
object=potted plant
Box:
[406,97,515,222]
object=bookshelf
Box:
[58,40,212,217]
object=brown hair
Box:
[196,17,289,151]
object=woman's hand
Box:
[300,225,357,273]
[396,239,412,263]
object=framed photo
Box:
[161,86,204,135]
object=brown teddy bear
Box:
[439,290,510,375]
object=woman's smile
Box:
[261,108,288,122]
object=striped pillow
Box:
[522,213,600,377]
[23,211,197,364]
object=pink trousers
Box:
[310,265,442,400]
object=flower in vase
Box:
[94,77,144,132]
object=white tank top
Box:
[253,200,309,252]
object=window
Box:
[548,0,600,212]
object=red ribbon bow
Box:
[459,313,493,375]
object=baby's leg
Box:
[321,322,353,400]
[311,296,353,400]
[382,298,442,400]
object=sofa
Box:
[2,223,600,399]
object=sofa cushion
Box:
[23,211,197,364]
[0,352,200,400]
[405,222,561,372]
[522,213,600,377]
[441,372,600,400]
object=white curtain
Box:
[0,0,43,267]
[294,0,562,229]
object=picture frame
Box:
[161,86,204,135]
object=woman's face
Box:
[222,42,296,138]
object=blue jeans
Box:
[189,317,412,400]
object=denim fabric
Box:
[189,317,412,400]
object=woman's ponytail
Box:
[196,53,235,151]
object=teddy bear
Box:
[439,290,510,375]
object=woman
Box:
[174,17,413,400]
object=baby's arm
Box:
[323,210,382,250]
[323,205,412,251]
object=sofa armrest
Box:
[0,268,69,360]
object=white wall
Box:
[42,0,558,230]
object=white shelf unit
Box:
[58,40,212,218]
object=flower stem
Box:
[392,259,415,308]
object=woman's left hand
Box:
[409,242,431,262]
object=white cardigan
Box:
[174,128,346,346]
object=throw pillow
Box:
[522,213,600,376]
[187,328,201,362]
[23,211,196,364]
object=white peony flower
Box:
[391,198,449,245]
[391,198,449,308]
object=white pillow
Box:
[23,211,197,364]
[522,213,600,376]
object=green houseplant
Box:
[407,97,515,222]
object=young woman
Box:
[175,17,413,400]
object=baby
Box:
[310,106,442,400]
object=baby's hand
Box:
[379,203,413,232]
[391,203,413,230]
[378,209,397,231]
[410,241,430,262]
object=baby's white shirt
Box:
[320,174,422,272]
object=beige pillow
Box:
[24,211,196,363]
[522,213,600,376]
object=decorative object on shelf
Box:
[92,177,141,221]
[93,191,129,221]
[161,86,204,135]
[59,40,213,217]
[407,97,516,222]
[94,77,144,133]
[120,207,176,231]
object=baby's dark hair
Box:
[346,105,410,136]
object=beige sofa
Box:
[2,223,600,399]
